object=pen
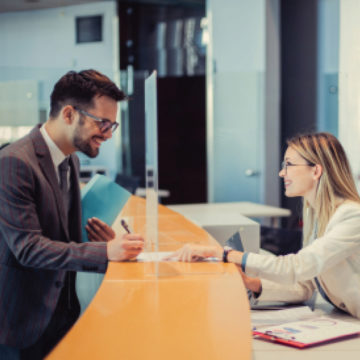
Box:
[121,219,132,234]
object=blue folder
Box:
[81,174,131,242]
[78,174,131,313]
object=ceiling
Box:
[0,0,113,13]
[0,0,204,13]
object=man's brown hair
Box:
[50,69,127,117]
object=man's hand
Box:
[86,217,115,242]
[107,233,144,261]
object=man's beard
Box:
[73,121,102,158]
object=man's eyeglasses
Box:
[281,161,315,174]
[74,107,119,133]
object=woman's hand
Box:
[168,243,223,262]
[235,264,262,294]
[86,217,115,242]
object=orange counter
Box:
[48,197,252,359]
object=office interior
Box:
[1,0,356,249]
[1,0,354,215]
[1,0,360,358]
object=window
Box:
[76,15,103,43]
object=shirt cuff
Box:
[241,252,249,272]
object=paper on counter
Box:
[136,252,220,263]
[137,252,175,262]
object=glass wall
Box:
[0,1,121,180]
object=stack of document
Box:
[252,306,360,348]
[251,306,316,329]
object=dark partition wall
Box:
[280,0,318,227]
[158,76,206,204]
[118,1,206,204]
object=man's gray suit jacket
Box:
[0,126,108,348]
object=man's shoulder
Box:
[0,127,40,161]
[0,133,34,161]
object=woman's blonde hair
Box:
[287,132,360,244]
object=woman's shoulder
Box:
[331,200,360,221]
[322,200,360,237]
[339,199,360,210]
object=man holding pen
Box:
[0,69,144,359]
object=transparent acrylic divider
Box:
[144,71,159,274]
[143,71,225,278]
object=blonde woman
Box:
[172,133,360,319]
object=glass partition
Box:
[145,71,159,260]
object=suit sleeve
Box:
[0,154,108,273]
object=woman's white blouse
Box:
[245,201,360,319]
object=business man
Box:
[0,69,144,359]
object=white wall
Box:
[339,0,360,190]
[210,1,265,72]
[0,1,120,178]
[317,0,339,135]
[206,0,280,206]
[264,0,280,207]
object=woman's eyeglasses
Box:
[281,161,315,174]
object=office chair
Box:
[260,226,303,255]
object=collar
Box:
[40,123,68,169]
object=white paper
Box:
[136,252,220,263]
[251,306,316,329]
[136,251,174,262]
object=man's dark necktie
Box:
[58,157,77,311]
[58,157,70,214]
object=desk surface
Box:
[168,202,291,220]
[47,197,252,360]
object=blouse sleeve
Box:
[256,278,316,303]
[244,203,360,284]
